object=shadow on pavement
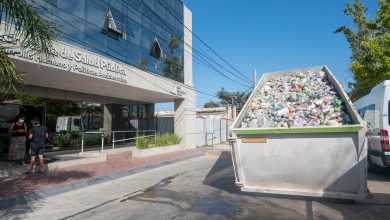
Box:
[0,170,93,199]
[202,151,241,194]
[368,169,390,182]
[315,192,390,220]
[202,151,390,219]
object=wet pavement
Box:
[0,148,201,200]
[1,150,390,219]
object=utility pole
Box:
[231,95,237,120]
[253,69,257,89]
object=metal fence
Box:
[81,130,156,153]
[79,117,233,153]
[154,117,233,147]
[196,117,233,147]
[154,116,233,147]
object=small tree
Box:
[216,87,249,111]
[203,87,250,111]
[336,0,390,101]
[203,101,220,108]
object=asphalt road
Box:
[2,151,390,220]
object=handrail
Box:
[112,130,156,149]
[81,130,156,153]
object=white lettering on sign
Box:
[0,30,127,83]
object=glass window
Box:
[126,18,141,42]
[126,42,141,64]
[107,38,126,62]
[388,101,390,126]
[73,118,81,127]
[46,0,185,83]
[139,105,146,119]
[124,0,142,12]
[142,4,154,22]
[110,8,124,32]
[146,104,155,118]
[57,0,85,19]
[150,37,163,59]
[84,22,107,54]
[143,0,155,13]
[142,14,153,31]
[57,11,85,43]
[127,2,142,24]
[141,28,153,49]
[101,8,124,38]
[130,105,138,119]
[140,48,153,72]
[84,1,106,26]
[155,3,165,19]
[176,0,184,18]
[109,0,123,12]
[359,104,376,128]
[165,11,175,28]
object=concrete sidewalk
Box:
[0,146,158,178]
[0,151,107,178]
[0,147,205,203]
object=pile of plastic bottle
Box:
[240,70,353,128]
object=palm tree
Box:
[0,0,58,98]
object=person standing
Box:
[8,114,27,166]
[27,117,48,173]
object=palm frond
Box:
[0,0,58,96]
[0,46,24,97]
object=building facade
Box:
[46,0,186,83]
[1,0,196,148]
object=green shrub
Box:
[53,134,70,148]
[136,135,152,149]
[85,134,101,146]
[155,133,181,147]
[85,138,101,146]
[136,133,181,149]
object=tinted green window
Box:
[42,0,185,83]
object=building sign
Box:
[170,84,186,96]
[0,30,128,83]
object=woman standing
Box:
[8,114,27,166]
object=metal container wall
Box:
[229,66,367,200]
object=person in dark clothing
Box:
[8,114,27,166]
[27,117,48,173]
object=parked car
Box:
[354,80,390,169]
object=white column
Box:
[174,89,197,149]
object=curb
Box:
[132,145,184,157]
[47,153,107,171]
[0,152,204,209]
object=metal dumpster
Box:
[229,66,368,200]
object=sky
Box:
[156,0,380,111]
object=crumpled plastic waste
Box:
[240,70,353,128]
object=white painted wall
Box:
[174,89,197,149]
[173,5,197,149]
